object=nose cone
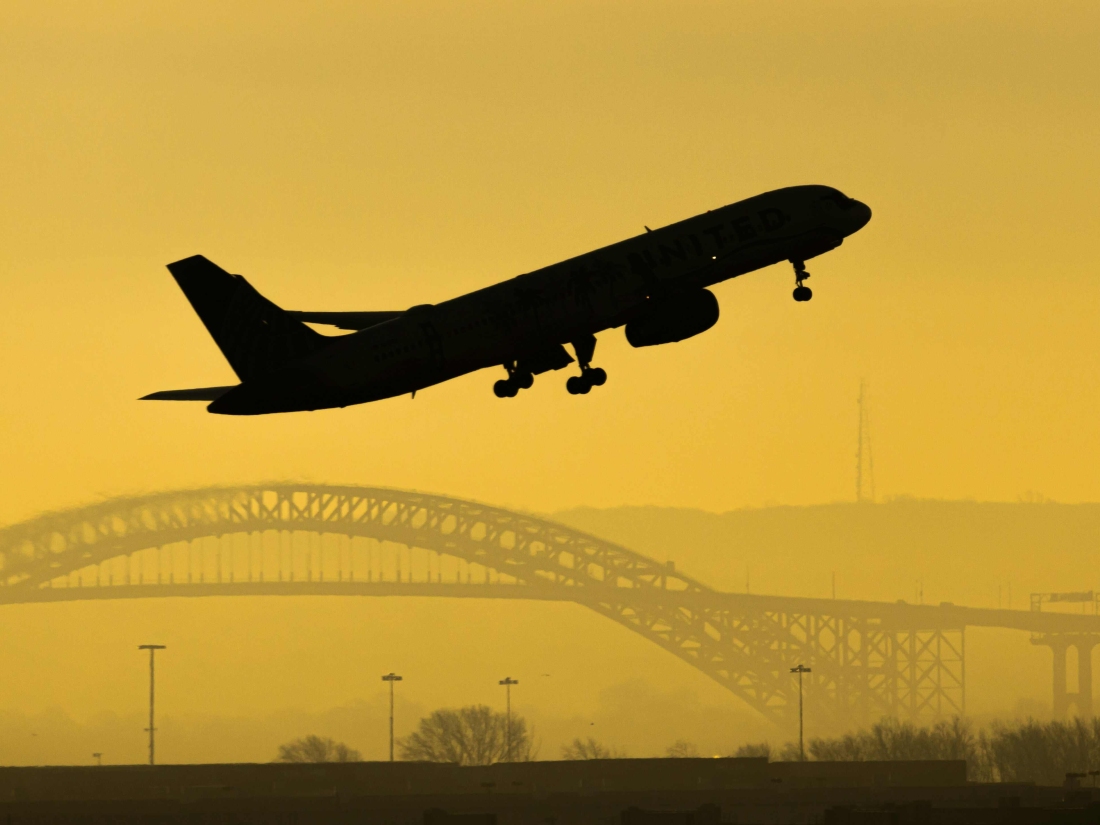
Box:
[849,199,872,233]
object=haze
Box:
[1,1,1098,765]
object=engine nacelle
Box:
[625,289,720,348]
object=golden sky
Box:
[1,1,1098,764]
[1,0,1098,521]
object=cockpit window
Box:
[820,192,857,210]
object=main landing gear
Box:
[492,336,608,398]
[493,363,534,398]
[565,334,607,396]
[791,260,813,302]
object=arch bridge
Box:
[1,485,1096,727]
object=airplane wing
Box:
[287,311,404,331]
[141,386,236,401]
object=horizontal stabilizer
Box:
[141,386,236,401]
[287,310,404,331]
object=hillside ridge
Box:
[550,500,1100,608]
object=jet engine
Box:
[625,289,720,348]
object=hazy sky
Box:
[2,1,1098,522]
[1,1,1098,764]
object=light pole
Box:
[382,673,402,762]
[92,753,102,766]
[498,677,518,762]
[790,664,812,762]
[138,644,166,766]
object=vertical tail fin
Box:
[166,255,328,382]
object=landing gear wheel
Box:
[494,362,531,397]
[790,259,812,302]
[567,334,605,395]
[566,375,591,395]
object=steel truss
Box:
[0,484,1081,728]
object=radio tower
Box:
[856,380,876,503]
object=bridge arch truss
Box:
[0,484,967,727]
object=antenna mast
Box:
[857,380,876,503]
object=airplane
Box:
[143,185,871,415]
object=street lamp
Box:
[498,677,519,762]
[138,645,167,766]
[92,753,102,766]
[790,664,812,762]
[382,673,403,762]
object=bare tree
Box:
[982,717,1100,785]
[276,735,361,763]
[775,741,803,761]
[561,737,626,759]
[753,716,1100,783]
[785,717,986,778]
[733,742,771,759]
[807,717,979,764]
[665,740,700,758]
[398,705,537,765]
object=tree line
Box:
[276,706,1100,785]
[737,717,1100,785]
[277,705,536,766]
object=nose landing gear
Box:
[566,334,607,396]
[791,260,813,302]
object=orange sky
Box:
[1,0,1098,764]
[1,0,1098,521]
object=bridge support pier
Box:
[1032,634,1099,719]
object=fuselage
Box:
[210,185,871,414]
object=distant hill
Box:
[551,501,1100,610]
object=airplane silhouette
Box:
[143,185,871,414]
